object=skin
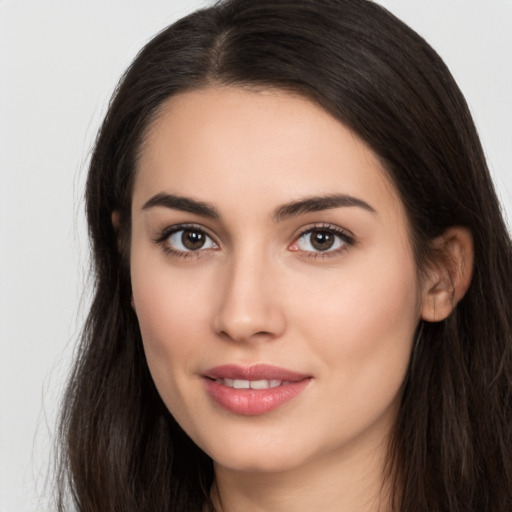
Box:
[129,86,470,512]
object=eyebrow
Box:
[142,193,220,218]
[141,192,376,221]
[272,194,376,221]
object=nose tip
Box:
[214,314,278,344]
[212,261,286,343]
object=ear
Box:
[111,211,124,252]
[111,211,120,231]
[112,211,135,309]
[420,227,474,323]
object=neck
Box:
[210,433,392,512]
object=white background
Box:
[1,1,510,510]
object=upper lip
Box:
[204,364,310,382]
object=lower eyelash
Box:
[153,223,354,260]
[153,224,214,258]
[295,224,355,258]
[160,247,198,259]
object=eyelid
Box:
[153,222,213,242]
[153,222,355,259]
[289,223,355,256]
[154,223,219,257]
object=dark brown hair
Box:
[57,1,512,510]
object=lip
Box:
[204,363,309,381]
[203,364,312,416]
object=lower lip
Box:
[203,378,311,416]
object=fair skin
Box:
[128,86,472,512]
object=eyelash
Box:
[153,223,355,260]
[291,224,355,259]
[154,223,218,259]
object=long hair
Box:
[57,1,512,510]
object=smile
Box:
[215,378,286,389]
[203,364,312,416]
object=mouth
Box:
[202,364,312,416]
[212,378,289,389]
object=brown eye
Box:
[182,230,206,250]
[310,230,336,251]
[293,227,351,254]
[165,228,217,253]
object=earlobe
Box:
[112,211,120,231]
[111,211,124,253]
[421,227,474,323]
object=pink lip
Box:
[205,363,309,381]
[203,364,312,416]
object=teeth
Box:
[216,378,284,389]
[251,379,275,389]
[234,379,250,389]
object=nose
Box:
[212,249,287,343]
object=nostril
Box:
[212,273,287,342]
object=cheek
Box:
[290,248,420,395]
[130,257,212,385]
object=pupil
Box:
[311,231,334,251]
[182,230,205,250]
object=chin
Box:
[197,428,312,475]
[211,449,303,474]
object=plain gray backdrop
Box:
[1,1,511,510]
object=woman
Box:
[57,0,512,510]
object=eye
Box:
[156,225,218,255]
[290,225,354,255]
[169,229,216,251]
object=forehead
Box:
[133,86,401,221]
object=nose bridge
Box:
[213,243,285,342]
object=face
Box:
[130,86,424,475]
